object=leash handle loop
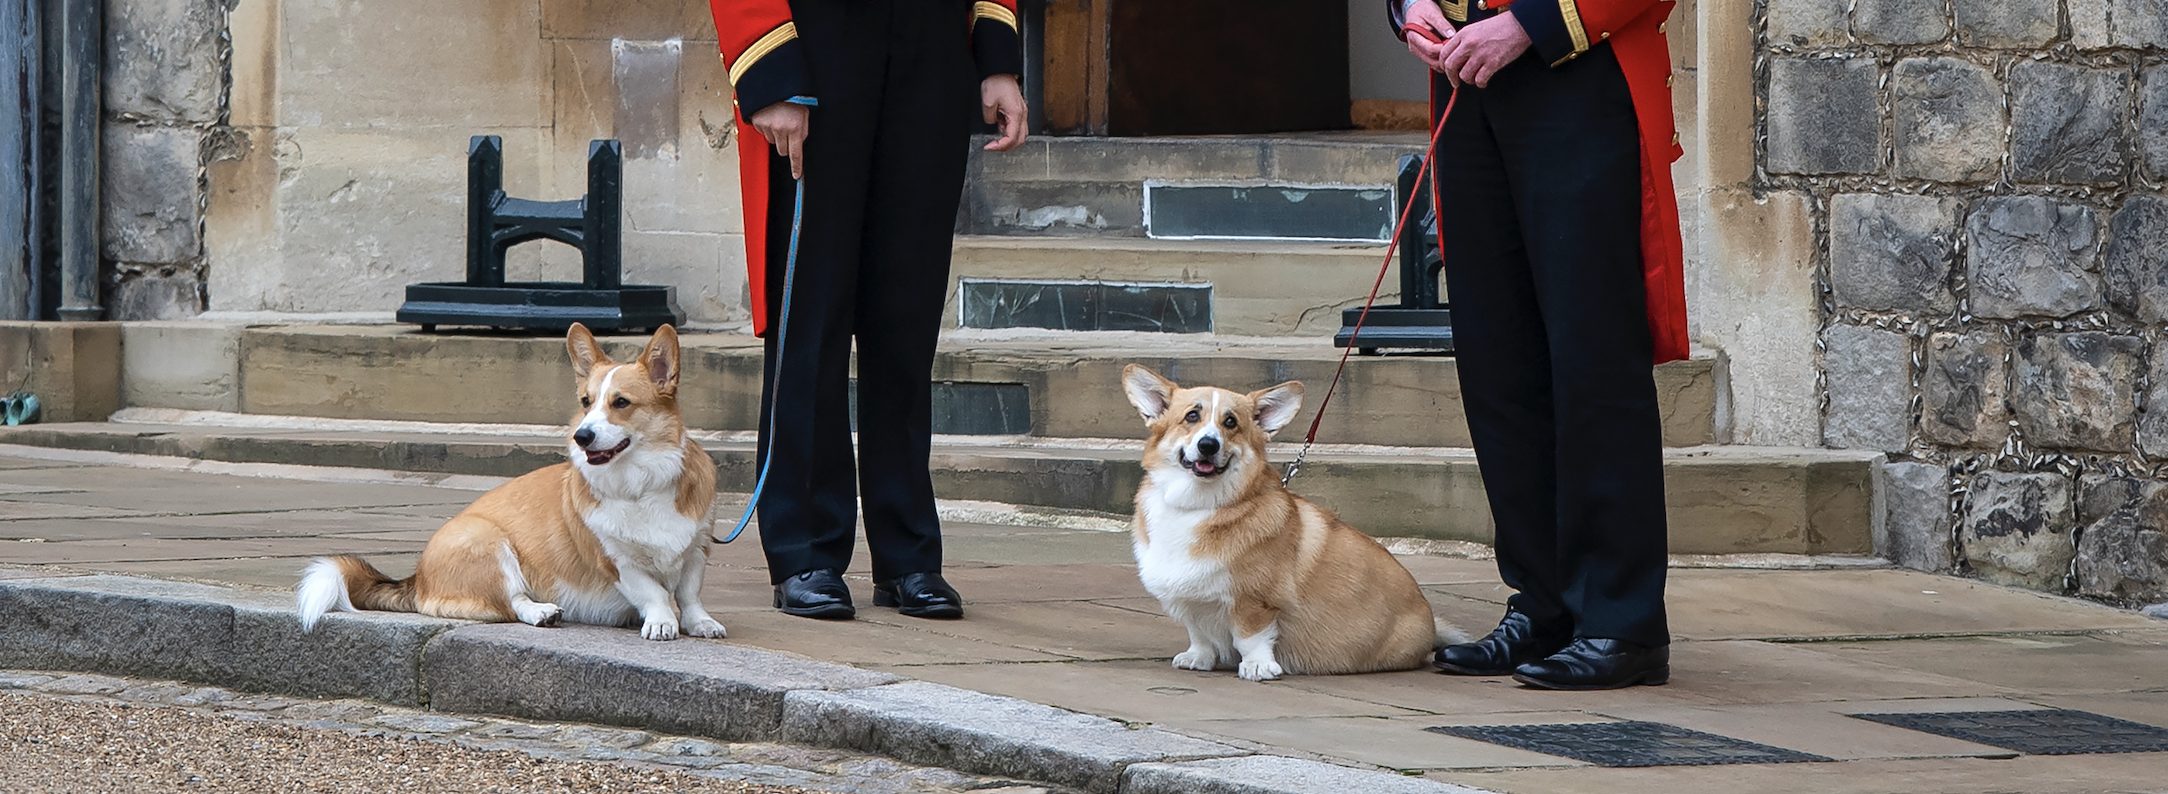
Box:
[1284,89,1457,487]
[720,180,806,543]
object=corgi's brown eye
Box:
[580,396,592,408]
[1184,409,1201,423]
[611,396,631,409]
[1222,414,1238,429]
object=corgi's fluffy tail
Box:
[1435,617,1472,648]
[296,555,417,631]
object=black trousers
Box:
[756,0,976,586]
[1432,44,1670,647]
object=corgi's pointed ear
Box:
[566,323,611,381]
[1248,380,1305,436]
[1122,364,1177,421]
[641,325,681,395]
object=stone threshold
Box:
[0,571,1491,794]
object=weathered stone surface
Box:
[35,674,132,695]
[1124,756,1489,794]
[2010,62,2131,186]
[1821,324,1914,453]
[120,321,242,412]
[781,681,1242,793]
[425,624,899,743]
[1965,197,2102,320]
[2105,195,2168,323]
[2142,68,2168,181]
[1830,193,1961,311]
[2071,0,2168,49]
[2143,345,2168,458]
[1890,59,2004,183]
[1767,58,1882,176]
[2074,477,2168,604]
[1921,332,2011,447]
[0,575,453,705]
[1764,0,1851,46]
[109,270,205,321]
[1882,462,1956,572]
[102,123,203,265]
[1954,0,2059,46]
[370,713,484,734]
[1963,471,2077,591]
[2012,332,2142,452]
[105,0,228,123]
[1854,0,1950,44]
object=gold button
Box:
[1476,1,1486,9]
[1659,22,1666,33]
[1671,132,1680,145]
[1600,31,1610,39]
[1666,75,1674,87]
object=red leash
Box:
[1282,87,1457,487]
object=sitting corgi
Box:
[297,323,724,641]
[1121,365,1459,680]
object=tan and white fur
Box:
[296,324,724,641]
[1122,365,1459,681]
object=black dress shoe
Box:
[773,569,855,620]
[1512,638,1670,690]
[873,572,963,619]
[1435,609,1570,676]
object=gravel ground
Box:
[0,672,1055,794]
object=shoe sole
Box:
[1509,666,1670,691]
[873,590,964,620]
[773,593,856,620]
[1434,661,1515,676]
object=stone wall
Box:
[155,0,747,324]
[1764,0,2168,604]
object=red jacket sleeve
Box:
[1510,0,1658,66]
[712,0,809,119]
[971,1,1023,77]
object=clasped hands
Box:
[1404,0,1533,88]
[749,74,1028,181]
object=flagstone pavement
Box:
[2,449,2165,794]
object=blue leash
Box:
[719,180,805,543]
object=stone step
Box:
[947,236,1414,337]
[962,133,1427,239]
[138,323,1719,448]
[0,421,1880,556]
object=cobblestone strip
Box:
[0,670,1062,794]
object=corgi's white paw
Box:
[1238,659,1283,681]
[517,602,563,627]
[1172,649,1217,671]
[683,616,727,638]
[641,619,680,641]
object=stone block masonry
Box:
[1763,1,2168,605]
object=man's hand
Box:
[1403,0,1455,76]
[750,101,810,180]
[1439,12,1532,88]
[982,74,1028,152]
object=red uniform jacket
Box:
[1396,0,1688,364]
[711,0,1022,336]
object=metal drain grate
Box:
[1849,709,2168,755]
[1426,721,1832,767]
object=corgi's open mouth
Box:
[1181,453,1225,478]
[584,439,632,466]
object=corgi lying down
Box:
[1122,365,1460,680]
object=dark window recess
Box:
[848,381,1031,436]
[1849,710,2168,756]
[1145,183,1394,242]
[1427,721,1833,768]
[959,279,1211,334]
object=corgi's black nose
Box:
[1196,436,1220,459]
[573,427,596,448]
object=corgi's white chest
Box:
[577,443,700,575]
[1134,480,1232,607]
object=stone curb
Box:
[782,680,1244,793]
[0,573,1498,794]
[0,575,451,706]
